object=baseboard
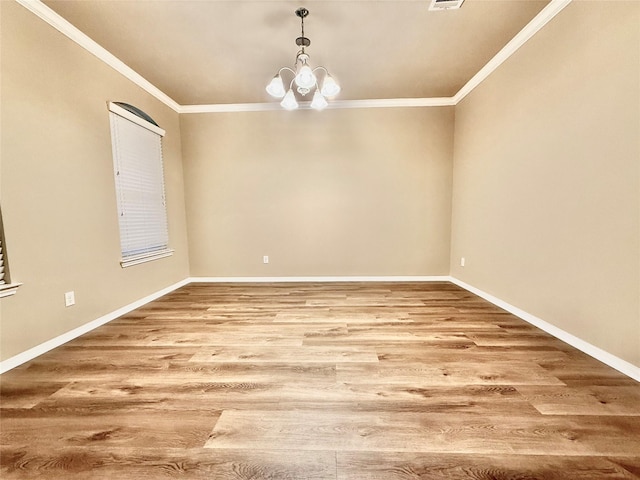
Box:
[0,275,447,373]
[188,276,451,283]
[0,278,190,374]
[449,276,640,382]
[4,275,637,382]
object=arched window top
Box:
[112,102,159,127]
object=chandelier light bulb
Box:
[266,75,286,98]
[320,74,341,97]
[310,90,328,110]
[295,62,317,91]
[280,89,299,110]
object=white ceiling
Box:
[42,0,551,106]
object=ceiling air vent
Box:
[429,0,465,11]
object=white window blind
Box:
[0,208,20,297]
[109,102,173,267]
[0,237,6,286]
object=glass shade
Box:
[280,89,299,110]
[310,90,328,111]
[295,63,317,90]
[320,74,341,97]
[266,75,286,98]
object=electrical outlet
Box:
[263,255,269,264]
[64,291,75,307]
[460,257,465,267]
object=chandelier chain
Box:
[300,13,305,53]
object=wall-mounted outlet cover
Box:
[263,255,269,264]
[64,291,75,307]
[460,257,466,267]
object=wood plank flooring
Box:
[1,282,639,479]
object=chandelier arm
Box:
[279,67,296,77]
[312,66,330,81]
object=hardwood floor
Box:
[1,282,639,479]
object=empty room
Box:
[1,0,639,478]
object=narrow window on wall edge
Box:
[0,206,21,298]
[108,102,173,268]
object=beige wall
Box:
[181,108,454,277]
[3,0,638,372]
[0,1,190,361]
[450,1,640,366]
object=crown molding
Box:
[329,98,456,109]
[453,0,572,104]
[18,0,571,114]
[15,0,181,113]
[179,103,284,114]
[179,97,455,114]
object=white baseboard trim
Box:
[449,277,640,382]
[5,274,637,382]
[0,278,190,374]
[188,276,451,283]
[189,275,451,283]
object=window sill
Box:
[0,283,22,298]
[121,249,174,268]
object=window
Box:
[109,102,173,267]
[0,206,20,298]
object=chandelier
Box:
[265,7,340,110]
